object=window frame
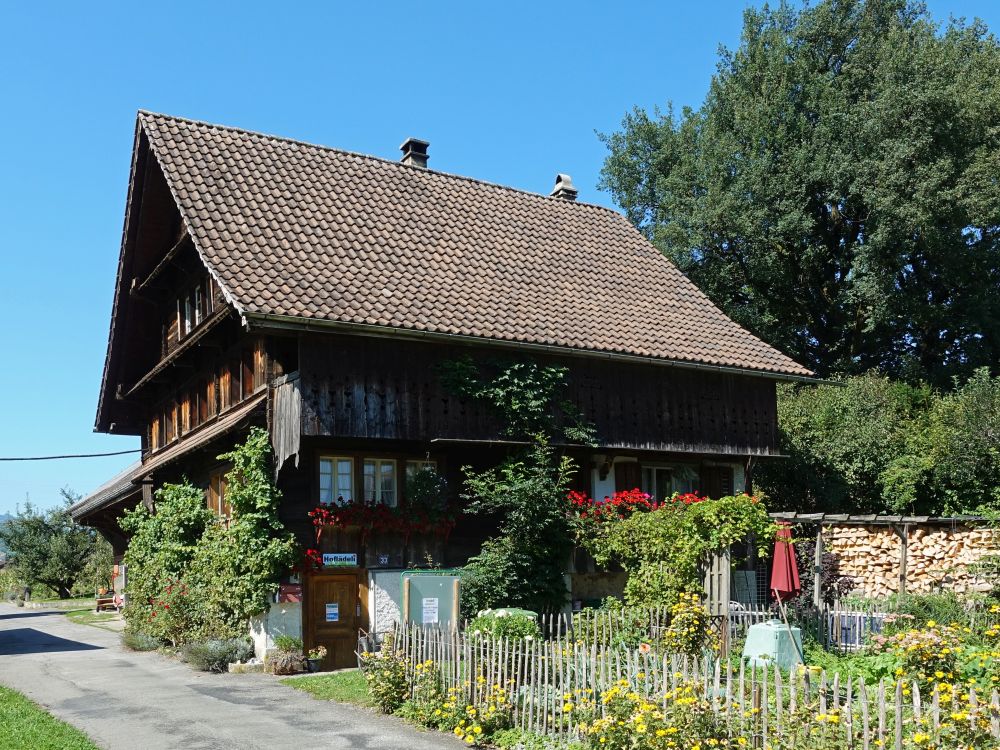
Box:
[318,456,355,506]
[363,458,398,507]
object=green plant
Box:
[186,428,298,638]
[397,658,445,728]
[461,440,577,616]
[0,493,100,599]
[274,634,303,653]
[120,482,212,645]
[582,494,774,608]
[662,592,713,656]
[359,646,409,713]
[121,630,161,652]
[182,638,254,672]
[0,685,100,750]
[468,609,541,641]
[120,429,298,644]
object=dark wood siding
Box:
[298,335,780,455]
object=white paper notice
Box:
[422,597,439,625]
[325,602,340,622]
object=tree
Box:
[0,492,96,598]
[756,369,1000,515]
[600,0,1000,385]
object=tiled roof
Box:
[139,112,812,378]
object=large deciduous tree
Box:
[600,0,1000,384]
[0,492,96,599]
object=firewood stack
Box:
[825,525,997,598]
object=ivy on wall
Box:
[121,428,297,643]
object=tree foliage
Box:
[600,0,1000,385]
[0,492,98,599]
[757,369,1000,515]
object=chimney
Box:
[550,173,578,201]
[400,137,429,168]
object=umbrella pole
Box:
[774,589,806,665]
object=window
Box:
[641,466,672,502]
[319,457,354,505]
[364,459,397,506]
[194,287,203,325]
[150,415,161,451]
[207,470,230,519]
[184,296,194,335]
[641,463,700,501]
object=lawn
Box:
[281,669,372,707]
[64,608,120,629]
[0,685,99,750]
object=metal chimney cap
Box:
[550,173,578,201]
[400,137,430,168]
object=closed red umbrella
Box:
[770,522,801,600]
[770,522,805,664]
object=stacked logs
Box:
[825,524,997,598]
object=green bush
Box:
[359,646,409,713]
[121,630,162,652]
[182,638,254,672]
[468,609,541,640]
[273,634,303,653]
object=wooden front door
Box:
[305,570,367,670]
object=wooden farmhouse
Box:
[72,112,812,666]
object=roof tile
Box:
[139,112,811,377]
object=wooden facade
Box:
[76,117,806,666]
[297,333,780,456]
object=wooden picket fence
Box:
[393,623,1000,748]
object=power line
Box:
[0,449,141,462]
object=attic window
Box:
[176,278,214,341]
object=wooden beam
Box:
[134,232,191,294]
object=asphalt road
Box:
[0,604,463,749]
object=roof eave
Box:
[244,311,821,384]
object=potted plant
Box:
[267,635,306,675]
[306,645,327,672]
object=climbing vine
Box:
[121,428,297,643]
[574,491,776,608]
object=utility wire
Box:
[0,449,141,462]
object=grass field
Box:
[281,669,372,706]
[0,685,99,750]
[64,608,120,629]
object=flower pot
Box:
[306,658,322,673]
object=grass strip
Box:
[281,669,372,707]
[0,685,99,750]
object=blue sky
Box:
[0,1,996,514]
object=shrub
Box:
[468,609,541,641]
[396,659,445,728]
[450,680,512,746]
[183,638,254,672]
[273,634,303,653]
[662,592,712,656]
[121,630,161,652]
[359,646,409,713]
[574,679,727,749]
